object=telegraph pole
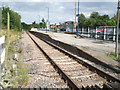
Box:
[116,0,120,58]
[74,1,77,33]
[78,0,79,16]
[46,7,49,32]
[77,0,80,34]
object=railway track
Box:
[27,31,120,89]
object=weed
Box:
[14,61,29,87]
[107,53,120,62]
[2,29,29,88]
[8,46,14,52]
[15,48,22,53]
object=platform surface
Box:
[36,31,120,67]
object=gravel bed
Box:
[20,32,68,88]
[29,32,107,88]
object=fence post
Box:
[104,27,107,40]
[88,27,90,38]
[0,36,5,82]
[113,27,116,41]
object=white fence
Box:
[0,36,5,81]
[77,27,120,41]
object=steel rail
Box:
[29,31,120,84]
[27,32,80,89]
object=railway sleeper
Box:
[28,32,119,90]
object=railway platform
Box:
[36,31,119,68]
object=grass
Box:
[0,29,29,88]
[11,61,30,87]
[107,53,120,62]
[0,29,6,37]
[15,48,22,53]
[8,46,14,52]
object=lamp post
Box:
[74,1,77,33]
[46,7,50,32]
[38,15,40,29]
[76,0,80,36]
[116,0,120,58]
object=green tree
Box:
[41,18,46,28]
[77,12,117,28]
[21,22,31,30]
[78,13,86,28]
[100,15,109,20]
[90,12,100,19]
[107,19,116,26]
[2,6,21,31]
[84,18,96,28]
[31,21,39,28]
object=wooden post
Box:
[5,11,10,70]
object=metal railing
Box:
[76,27,120,42]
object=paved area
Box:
[36,31,119,68]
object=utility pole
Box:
[116,0,120,58]
[77,0,80,35]
[78,0,79,16]
[74,1,77,34]
[46,7,49,32]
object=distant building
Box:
[60,21,74,32]
[30,28,38,31]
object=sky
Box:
[0,1,118,24]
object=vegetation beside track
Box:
[0,30,29,88]
[107,53,120,62]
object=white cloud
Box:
[83,12,91,17]
[2,2,117,24]
[60,6,65,9]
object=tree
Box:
[77,11,117,29]
[32,21,36,25]
[2,6,21,31]
[41,18,46,28]
[107,19,116,26]
[78,13,86,28]
[21,22,31,30]
[100,15,109,20]
[31,21,39,28]
[84,18,96,28]
[90,12,100,19]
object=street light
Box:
[46,7,50,33]
[76,0,80,36]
